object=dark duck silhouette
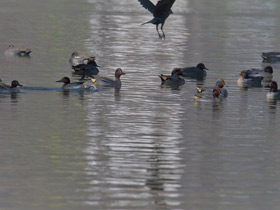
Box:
[138,0,176,39]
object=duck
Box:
[159,68,185,86]
[90,68,125,88]
[196,78,228,98]
[194,87,222,102]
[266,81,280,100]
[262,52,280,62]
[245,66,273,83]
[56,77,86,90]
[237,70,263,88]
[181,63,208,79]
[5,44,31,56]
[69,51,99,71]
[0,80,22,92]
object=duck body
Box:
[5,44,31,56]
[181,63,208,79]
[56,77,86,90]
[262,52,280,62]
[237,70,263,87]
[159,68,185,86]
[91,68,125,89]
[266,81,280,100]
[74,60,100,79]
[266,91,280,100]
[247,66,273,82]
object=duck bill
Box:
[56,79,63,82]
[204,67,209,70]
[121,72,126,75]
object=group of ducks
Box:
[2,45,127,92]
[158,55,279,101]
[2,44,280,101]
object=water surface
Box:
[1,0,280,209]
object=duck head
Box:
[264,66,273,74]
[240,70,249,79]
[8,44,15,49]
[213,87,221,98]
[216,78,226,88]
[71,51,79,57]
[115,68,126,79]
[56,77,71,85]
[196,63,208,70]
[11,80,22,88]
[269,81,278,92]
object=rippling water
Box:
[1,0,280,209]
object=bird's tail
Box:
[141,18,157,25]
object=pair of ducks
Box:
[69,51,99,79]
[159,63,208,86]
[57,68,126,90]
[237,66,273,87]
[195,78,228,101]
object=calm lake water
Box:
[1,0,280,209]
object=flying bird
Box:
[138,0,176,39]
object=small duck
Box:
[69,51,99,71]
[181,63,208,79]
[195,87,222,102]
[90,68,125,88]
[159,68,185,86]
[237,70,263,88]
[56,77,86,90]
[5,44,31,56]
[262,52,280,62]
[247,66,273,82]
[266,81,280,100]
[196,78,228,98]
[0,80,22,91]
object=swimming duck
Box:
[195,87,222,102]
[266,81,280,100]
[196,78,228,98]
[56,77,86,90]
[181,63,208,79]
[69,51,99,71]
[237,70,263,88]
[246,66,273,83]
[159,68,185,86]
[90,68,125,88]
[5,44,31,56]
[0,80,22,91]
[262,52,280,62]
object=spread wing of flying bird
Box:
[138,0,176,39]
